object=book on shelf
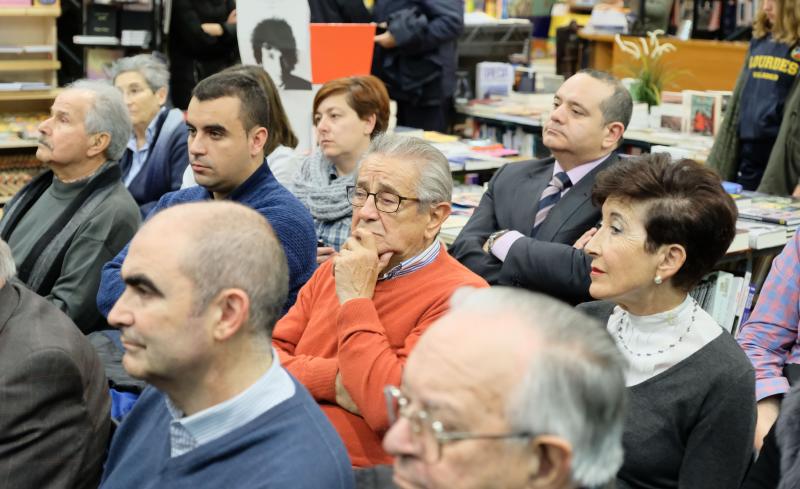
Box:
[683,90,716,136]
[737,195,800,226]
[731,271,753,337]
[735,220,789,249]
[692,271,753,334]
[727,228,750,253]
[73,35,120,46]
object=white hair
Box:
[110,53,170,92]
[0,239,17,282]
[365,133,452,209]
[67,79,132,161]
[449,287,627,488]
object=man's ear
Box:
[601,122,625,151]
[86,132,111,159]
[424,202,451,241]
[250,126,269,158]
[529,436,574,489]
[210,288,250,341]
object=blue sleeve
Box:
[96,193,176,317]
[267,210,317,315]
[96,242,130,317]
[168,124,190,193]
[389,0,463,55]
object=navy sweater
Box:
[120,108,189,217]
[100,378,355,489]
[96,162,317,316]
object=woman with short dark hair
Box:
[578,153,756,489]
[289,75,390,263]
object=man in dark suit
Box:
[0,238,110,489]
[449,70,632,304]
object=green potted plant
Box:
[614,30,679,107]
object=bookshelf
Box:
[0,1,61,152]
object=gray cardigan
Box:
[577,300,756,489]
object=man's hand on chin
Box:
[333,229,393,304]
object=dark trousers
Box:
[737,139,776,191]
[396,99,451,132]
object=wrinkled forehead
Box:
[403,314,527,415]
[52,89,93,119]
[356,153,420,193]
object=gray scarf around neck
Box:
[291,151,355,222]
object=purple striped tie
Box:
[532,171,572,235]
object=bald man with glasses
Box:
[272,134,487,468]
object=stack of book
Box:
[735,194,800,248]
[691,271,755,335]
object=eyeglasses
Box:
[384,385,537,463]
[346,185,421,214]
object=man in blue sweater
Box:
[96,71,316,317]
[100,201,354,489]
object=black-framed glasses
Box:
[346,185,421,214]
[384,385,537,463]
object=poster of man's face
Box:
[239,5,312,91]
[236,0,314,152]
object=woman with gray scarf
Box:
[291,75,390,263]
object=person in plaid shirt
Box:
[739,229,800,450]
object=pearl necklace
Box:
[615,300,699,358]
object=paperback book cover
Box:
[683,90,716,136]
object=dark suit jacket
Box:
[0,281,111,489]
[449,154,617,304]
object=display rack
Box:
[0,1,61,152]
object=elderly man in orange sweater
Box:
[273,133,488,467]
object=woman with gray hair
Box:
[578,153,756,489]
[111,53,189,216]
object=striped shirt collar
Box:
[379,241,441,281]
[165,348,295,457]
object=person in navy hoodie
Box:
[100,201,354,489]
[112,54,190,217]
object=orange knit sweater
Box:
[273,244,488,467]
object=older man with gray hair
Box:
[382,286,627,489]
[0,238,110,489]
[0,79,140,333]
[273,133,488,467]
[111,53,189,215]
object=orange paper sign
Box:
[310,23,376,84]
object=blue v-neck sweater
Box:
[100,377,354,489]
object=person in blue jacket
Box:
[371,0,463,132]
[112,54,190,216]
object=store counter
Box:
[578,31,748,91]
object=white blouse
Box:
[607,295,723,387]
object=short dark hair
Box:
[577,69,633,130]
[192,71,270,134]
[251,18,298,73]
[591,153,737,290]
[313,75,390,138]
[220,65,298,153]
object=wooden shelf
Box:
[0,88,59,101]
[0,59,60,72]
[0,140,38,149]
[0,5,60,17]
